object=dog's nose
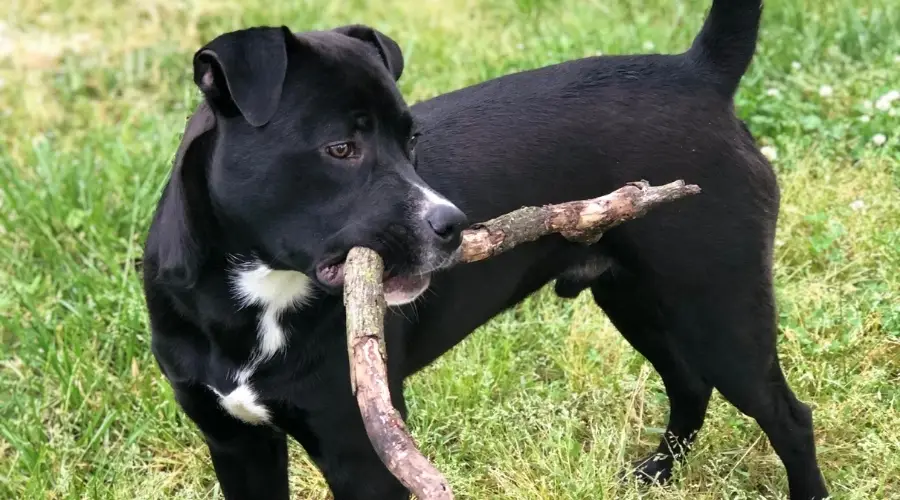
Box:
[425,204,468,249]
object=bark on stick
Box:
[456,180,701,263]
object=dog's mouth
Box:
[315,256,431,306]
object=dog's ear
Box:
[146,102,217,287]
[193,26,291,127]
[333,25,404,81]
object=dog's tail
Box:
[686,0,763,96]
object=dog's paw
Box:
[619,452,676,486]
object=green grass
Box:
[1,0,898,498]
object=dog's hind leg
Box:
[663,277,829,500]
[590,267,713,484]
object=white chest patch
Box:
[231,262,314,361]
[213,261,313,425]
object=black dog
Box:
[142,1,828,498]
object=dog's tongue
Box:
[382,274,427,295]
[383,274,430,305]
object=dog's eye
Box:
[326,142,356,159]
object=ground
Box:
[1,0,898,498]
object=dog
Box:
[141,1,829,498]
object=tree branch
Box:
[456,180,701,263]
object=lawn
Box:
[1,0,898,498]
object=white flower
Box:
[863,100,873,110]
[791,61,802,70]
[818,85,834,97]
[643,41,655,51]
[766,88,780,97]
[760,145,778,161]
[875,90,900,111]
[871,133,887,146]
[860,115,871,123]
[850,200,865,211]
[880,90,900,104]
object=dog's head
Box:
[146,25,467,304]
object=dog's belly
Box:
[397,235,605,374]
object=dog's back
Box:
[410,0,773,301]
[413,0,766,201]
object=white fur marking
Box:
[226,261,314,395]
[217,384,270,425]
[235,368,254,386]
[232,263,313,361]
[415,183,457,212]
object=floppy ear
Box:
[193,26,291,127]
[333,24,404,81]
[145,102,217,288]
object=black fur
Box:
[142,2,829,499]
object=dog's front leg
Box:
[173,383,290,500]
[205,428,289,500]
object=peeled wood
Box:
[343,179,700,499]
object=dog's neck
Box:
[169,257,330,425]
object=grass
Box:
[1,0,898,498]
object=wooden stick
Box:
[344,247,454,500]
[343,179,700,499]
[456,180,701,263]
